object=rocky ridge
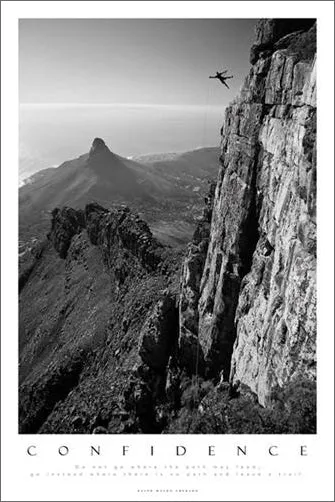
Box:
[19,203,182,433]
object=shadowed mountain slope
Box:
[19,140,220,247]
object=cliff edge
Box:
[180,18,316,406]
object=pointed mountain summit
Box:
[85,138,144,198]
[19,139,220,246]
[89,137,110,157]
[19,137,149,243]
[85,138,146,198]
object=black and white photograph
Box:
[1,1,334,501]
[18,16,317,435]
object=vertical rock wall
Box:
[179,19,317,405]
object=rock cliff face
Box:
[180,19,316,405]
[178,181,216,375]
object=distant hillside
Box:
[19,140,220,247]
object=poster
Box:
[1,1,334,501]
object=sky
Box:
[19,19,256,106]
[19,19,257,181]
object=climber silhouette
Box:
[209,70,233,89]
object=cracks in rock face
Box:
[121,182,218,431]
[177,183,216,377]
[207,143,263,383]
[123,294,180,433]
[239,162,260,278]
[50,207,85,259]
[303,108,316,165]
[207,273,242,381]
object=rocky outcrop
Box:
[178,182,216,375]
[250,19,315,64]
[122,291,180,433]
[89,137,110,157]
[139,291,179,372]
[50,202,166,272]
[180,19,317,406]
[49,207,85,259]
[19,201,181,434]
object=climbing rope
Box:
[192,80,213,404]
[201,81,212,147]
[194,331,201,404]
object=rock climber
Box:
[209,70,233,89]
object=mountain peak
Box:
[89,137,110,157]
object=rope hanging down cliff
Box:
[193,69,234,393]
[201,69,233,146]
[201,82,211,147]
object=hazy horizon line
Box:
[19,102,226,112]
